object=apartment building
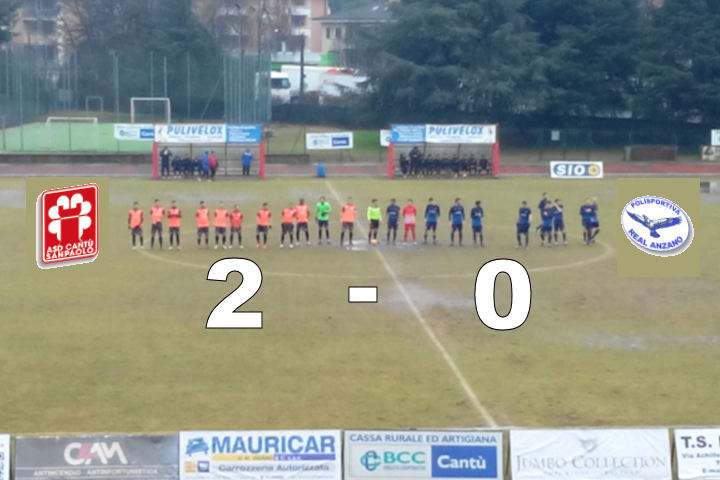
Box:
[194,0,327,56]
[10,0,65,61]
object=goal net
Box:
[387,124,500,178]
[45,116,99,152]
[130,97,171,124]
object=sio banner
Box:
[113,124,155,141]
[306,132,354,150]
[155,124,227,144]
[0,434,8,480]
[511,429,671,480]
[390,125,496,144]
[550,161,604,179]
[344,430,502,480]
[14,434,178,479]
[180,430,342,480]
[675,428,720,480]
[711,129,720,146]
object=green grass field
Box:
[0,122,152,153]
[1,176,719,433]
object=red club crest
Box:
[37,184,99,268]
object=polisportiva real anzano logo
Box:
[621,195,693,257]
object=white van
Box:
[270,71,291,105]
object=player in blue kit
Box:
[517,201,532,248]
[579,197,600,245]
[470,201,484,247]
[552,198,567,246]
[540,203,555,247]
[536,192,550,233]
[423,198,440,245]
[386,198,400,245]
[448,198,465,246]
[588,198,600,244]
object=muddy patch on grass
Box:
[578,332,720,351]
[382,283,474,313]
[0,187,26,208]
[701,180,720,204]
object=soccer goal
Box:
[387,124,500,179]
[45,116,99,151]
[130,97,171,124]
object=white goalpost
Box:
[45,116,99,151]
[130,97,171,124]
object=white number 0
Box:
[475,259,531,330]
[206,258,263,329]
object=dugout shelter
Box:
[387,124,500,179]
[150,124,265,179]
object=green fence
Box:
[0,47,272,128]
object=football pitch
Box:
[1,176,719,433]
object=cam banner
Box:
[344,430,502,480]
[675,428,720,480]
[180,430,342,480]
[113,124,155,141]
[306,132,354,150]
[14,434,178,479]
[425,125,496,144]
[155,124,227,144]
[0,434,9,480]
[510,429,672,480]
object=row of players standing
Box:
[398,146,492,178]
[127,195,599,250]
[126,197,484,250]
[159,147,254,180]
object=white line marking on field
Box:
[420,240,615,279]
[325,180,499,427]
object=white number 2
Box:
[475,259,531,330]
[206,258,263,329]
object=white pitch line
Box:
[325,180,499,427]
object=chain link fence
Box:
[0,46,271,130]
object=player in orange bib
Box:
[295,198,311,246]
[214,201,229,249]
[256,203,272,249]
[280,202,296,248]
[229,205,244,249]
[128,201,144,249]
[340,197,357,248]
[167,200,182,250]
[195,201,210,248]
[149,198,165,249]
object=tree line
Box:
[3,0,719,126]
[362,0,720,125]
